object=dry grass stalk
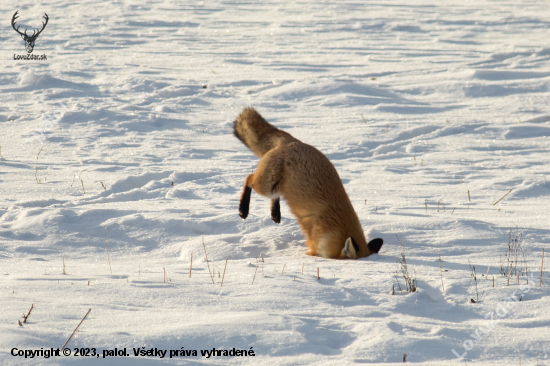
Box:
[500,228,525,278]
[439,254,445,293]
[468,260,479,302]
[394,274,402,292]
[397,238,417,293]
[189,252,193,278]
[104,236,112,275]
[61,309,91,351]
[35,146,43,184]
[492,188,513,206]
[221,258,228,287]
[317,267,320,280]
[252,264,259,284]
[78,170,86,194]
[22,303,34,324]
[202,237,215,284]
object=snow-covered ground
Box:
[1,0,549,364]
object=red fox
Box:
[234,107,383,259]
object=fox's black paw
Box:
[239,208,248,219]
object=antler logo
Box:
[12,11,49,54]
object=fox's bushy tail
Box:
[233,107,293,157]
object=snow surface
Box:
[1,0,550,365]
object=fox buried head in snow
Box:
[234,107,383,259]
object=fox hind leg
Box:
[271,198,281,224]
[249,150,284,198]
[239,151,284,220]
[239,175,253,219]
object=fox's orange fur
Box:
[234,107,383,259]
